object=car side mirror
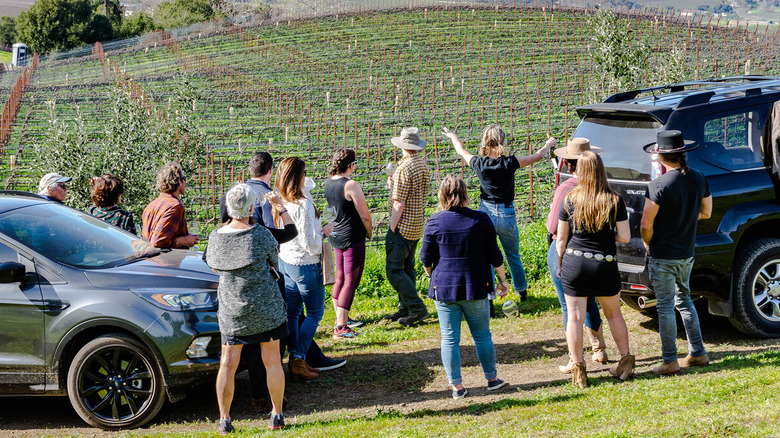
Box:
[0,262,26,284]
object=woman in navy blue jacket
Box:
[420,175,509,399]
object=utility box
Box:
[11,43,27,67]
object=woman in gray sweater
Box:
[205,183,288,433]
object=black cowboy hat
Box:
[643,130,698,154]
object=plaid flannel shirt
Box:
[392,153,430,241]
[142,193,190,248]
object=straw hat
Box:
[391,127,427,151]
[553,138,603,160]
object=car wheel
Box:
[67,334,166,429]
[728,238,780,338]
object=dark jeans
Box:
[385,228,426,316]
[244,274,327,400]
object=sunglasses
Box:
[350,160,358,167]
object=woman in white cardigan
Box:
[275,157,332,381]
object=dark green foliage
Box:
[153,0,215,30]
[16,0,94,53]
[118,12,156,38]
[0,16,16,48]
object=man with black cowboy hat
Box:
[640,130,713,376]
[384,127,431,326]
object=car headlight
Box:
[132,289,217,311]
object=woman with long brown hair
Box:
[275,157,332,381]
[556,151,634,388]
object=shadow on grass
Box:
[274,392,586,431]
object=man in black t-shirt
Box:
[640,130,713,376]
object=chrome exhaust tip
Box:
[637,296,657,309]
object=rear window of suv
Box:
[573,115,663,181]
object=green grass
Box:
[0,51,11,64]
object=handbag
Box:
[322,240,336,285]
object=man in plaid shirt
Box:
[384,127,431,327]
[142,162,199,249]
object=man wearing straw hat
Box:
[384,127,431,327]
[641,130,712,376]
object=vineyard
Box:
[1,0,780,234]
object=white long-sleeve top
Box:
[278,197,322,266]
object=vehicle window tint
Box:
[700,111,764,170]
[573,115,662,181]
[0,204,160,269]
[0,240,18,263]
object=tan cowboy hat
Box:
[391,127,427,151]
[553,138,603,160]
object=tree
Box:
[153,0,214,30]
[16,0,94,53]
[0,16,16,48]
[118,12,156,38]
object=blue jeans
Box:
[547,241,602,331]
[479,200,527,294]
[434,298,497,386]
[279,260,325,360]
[648,257,706,363]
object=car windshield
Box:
[573,115,663,181]
[0,202,160,269]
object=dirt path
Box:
[1,309,778,437]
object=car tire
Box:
[67,334,166,430]
[728,238,780,338]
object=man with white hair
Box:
[37,172,71,203]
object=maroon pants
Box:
[332,241,366,311]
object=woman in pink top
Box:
[546,139,606,373]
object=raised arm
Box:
[515,137,556,167]
[442,127,475,165]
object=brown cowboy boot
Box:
[588,325,608,364]
[571,362,588,388]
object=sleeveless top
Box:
[324,176,366,250]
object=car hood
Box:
[84,250,219,289]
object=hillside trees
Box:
[587,11,689,101]
[16,0,96,53]
[0,16,16,48]
[153,0,216,29]
[29,73,206,219]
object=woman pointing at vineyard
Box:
[442,125,555,309]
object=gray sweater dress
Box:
[205,225,287,337]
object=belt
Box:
[566,248,615,262]
[482,200,513,208]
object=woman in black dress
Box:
[556,151,634,387]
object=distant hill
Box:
[0,0,34,17]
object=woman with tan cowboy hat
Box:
[555,150,635,388]
[546,138,608,373]
[442,125,554,307]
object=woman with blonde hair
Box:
[556,151,634,388]
[420,175,509,399]
[443,125,555,304]
[275,157,332,381]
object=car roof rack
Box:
[603,76,780,104]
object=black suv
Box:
[0,192,221,428]
[567,76,780,338]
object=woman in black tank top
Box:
[324,148,373,339]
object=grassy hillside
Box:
[1,3,778,229]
